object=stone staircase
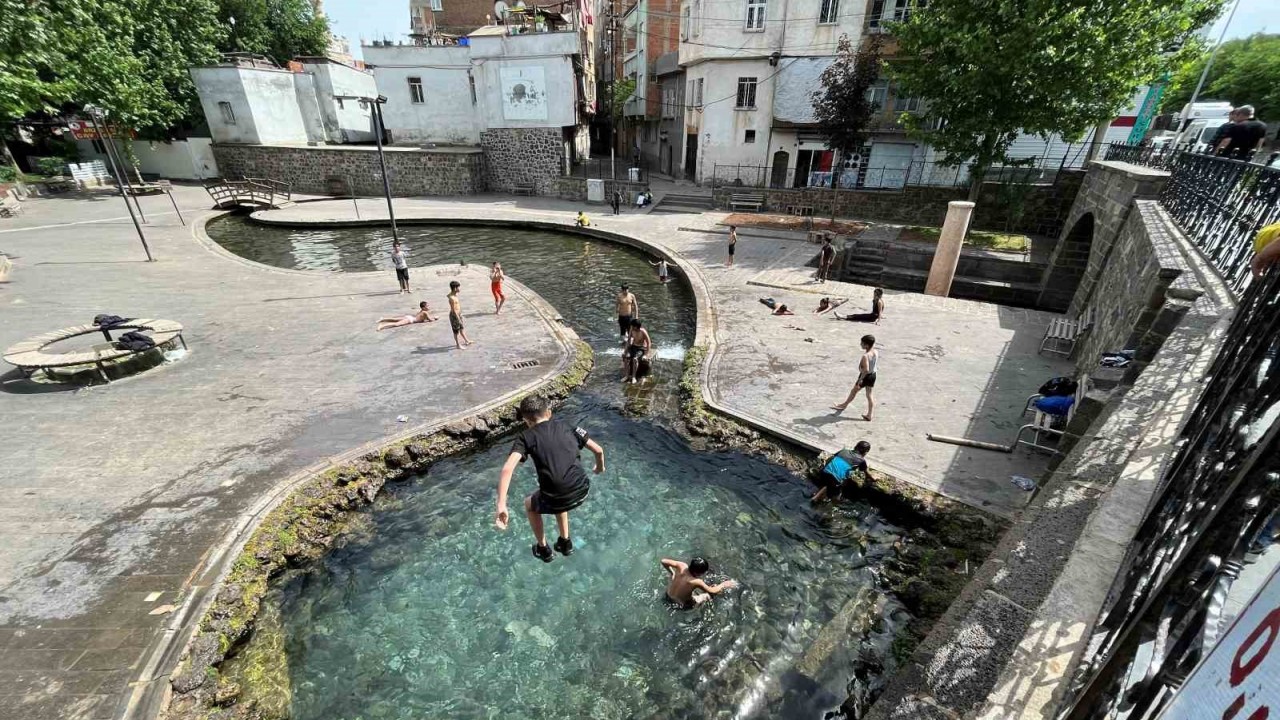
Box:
[650,192,715,214]
[841,237,889,286]
[838,236,1047,308]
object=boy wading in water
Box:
[448,280,473,349]
[661,557,737,608]
[832,334,878,421]
[615,284,639,342]
[495,395,606,563]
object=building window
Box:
[336,98,345,109]
[408,77,425,104]
[819,0,839,23]
[736,77,757,109]
[696,78,704,107]
[868,0,886,28]
[745,0,766,30]
[745,129,756,143]
[866,83,887,108]
[218,101,236,124]
[893,93,921,113]
[430,0,442,9]
[469,73,477,104]
[693,0,702,37]
[681,6,690,39]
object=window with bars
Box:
[736,77,757,109]
[218,101,236,124]
[745,0,766,31]
[408,77,425,103]
[745,130,756,143]
[696,78,704,107]
[819,0,839,24]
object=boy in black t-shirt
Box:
[495,394,606,563]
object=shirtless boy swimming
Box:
[661,557,737,608]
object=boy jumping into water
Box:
[661,557,738,608]
[495,395,606,563]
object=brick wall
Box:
[711,173,1082,238]
[480,128,565,195]
[211,144,485,196]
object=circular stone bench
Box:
[3,319,186,383]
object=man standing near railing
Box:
[1216,105,1267,161]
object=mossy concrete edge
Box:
[161,340,593,720]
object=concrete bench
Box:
[729,193,765,212]
[1039,306,1096,358]
[512,182,536,196]
[4,319,186,383]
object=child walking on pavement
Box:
[495,395,606,563]
[832,334,878,421]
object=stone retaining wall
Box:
[211,144,486,196]
[712,172,1083,238]
[480,127,564,196]
[551,175,648,203]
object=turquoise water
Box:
[208,217,906,718]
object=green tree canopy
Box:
[889,0,1225,198]
[811,34,883,188]
[218,0,331,66]
[1163,33,1280,120]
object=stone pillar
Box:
[925,201,975,297]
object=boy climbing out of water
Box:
[495,394,606,563]
[661,557,738,608]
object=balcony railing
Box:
[1106,142,1280,294]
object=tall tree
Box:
[217,0,331,66]
[811,34,883,191]
[1163,33,1280,120]
[889,0,1225,199]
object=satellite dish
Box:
[494,0,508,18]
[512,0,525,9]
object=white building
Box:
[363,26,593,153]
[190,56,377,146]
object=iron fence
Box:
[1115,144,1280,295]
[711,157,1080,192]
[1058,263,1280,719]
[572,156,649,183]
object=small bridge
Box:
[203,177,293,210]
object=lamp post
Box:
[338,94,399,243]
[85,105,152,261]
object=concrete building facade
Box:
[190,57,377,146]
[618,0,682,170]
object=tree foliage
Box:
[889,0,1225,198]
[609,77,637,125]
[217,0,331,66]
[811,34,883,188]
[1163,33,1280,120]
[1,0,331,138]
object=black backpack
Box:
[1038,376,1078,397]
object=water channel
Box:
[206,216,909,719]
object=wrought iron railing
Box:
[1057,265,1280,719]
[1102,141,1180,170]
[1157,150,1280,295]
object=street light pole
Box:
[87,105,152,261]
[370,97,399,243]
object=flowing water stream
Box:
[207,217,908,719]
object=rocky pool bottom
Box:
[220,390,910,720]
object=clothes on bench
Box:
[115,331,157,352]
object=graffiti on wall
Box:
[500,66,548,121]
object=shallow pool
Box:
[208,216,906,718]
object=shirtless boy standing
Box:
[661,557,737,608]
[448,280,472,349]
[615,284,639,341]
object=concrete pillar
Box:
[925,201,975,297]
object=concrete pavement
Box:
[259,196,1072,517]
[0,186,575,719]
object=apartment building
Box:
[617,0,682,171]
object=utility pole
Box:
[86,105,152,262]
[1187,0,1240,111]
[607,0,617,181]
[336,94,399,242]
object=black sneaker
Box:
[532,543,554,563]
[554,536,574,556]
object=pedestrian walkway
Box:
[0,186,575,719]
[261,197,1073,517]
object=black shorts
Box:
[861,372,877,388]
[626,344,647,360]
[728,244,736,256]
[529,488,588,514]
[449,312,464,334]
[817,471,845,498]
[618,314,632,336]
[395,267,409,283]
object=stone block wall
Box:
[211,144,485,196]
[1037,160,1170,313]
[710,174,1082,238]
[551,176,648,203]
[480,128,565,196]
[1072,200,1205,377]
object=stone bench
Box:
[4,319,186,383]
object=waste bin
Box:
[627,167,642,182]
